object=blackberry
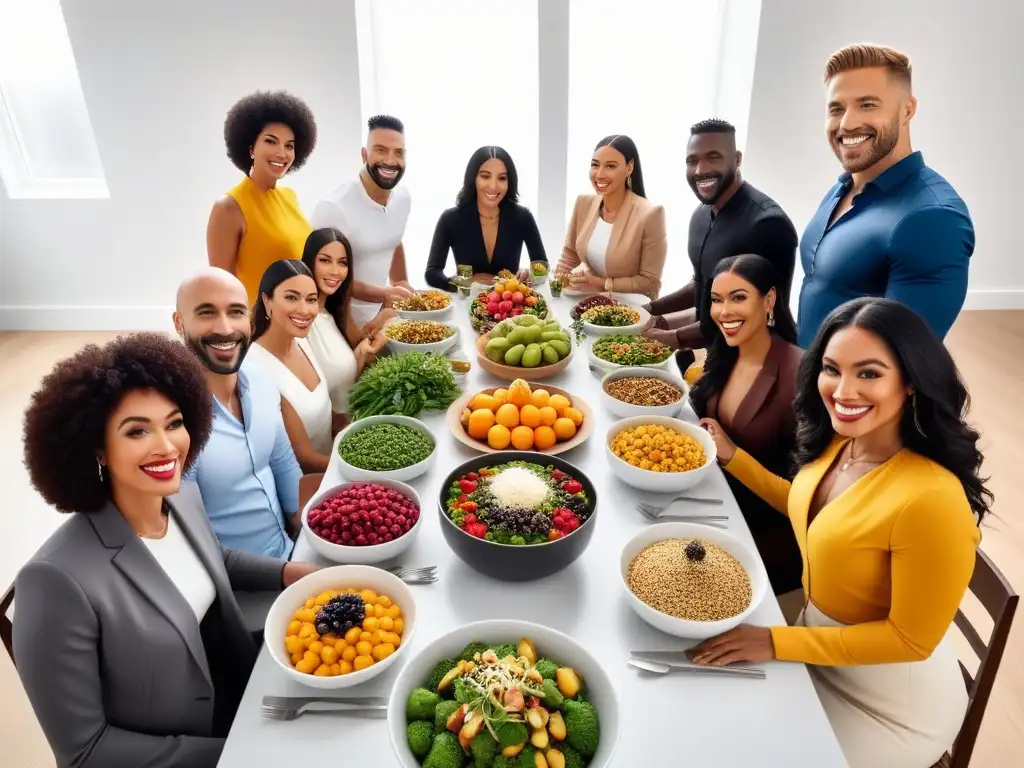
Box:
[530,512,550,534]
[488,506,536,535]
[315,593,365,635]
[563,495,588,516]
[684,540,707,562]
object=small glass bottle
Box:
[456,264,473,298]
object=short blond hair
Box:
[823,44,912,88]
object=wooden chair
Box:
[1,583,14,667]
[931,548,1018,768]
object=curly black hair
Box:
[690,118,736,135]
[23,333,214,514]
[223,90,317,174]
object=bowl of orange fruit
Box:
[446,378,592,455]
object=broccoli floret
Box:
[496,721,528,748]
[459,641,491,661]
[453,677,477,705]
[470,731,498,767]
[509,535,526,546]
[558,744,586,768]
[562,698,600,758]
[427,658,460,692]
[514,746,537,768]
[406,687,442,722]
[423,731,463,768]
[492,757,514,768]
[533,658,559,680]
[540,678,563,711]
[434,699,462,733]
[490,643,516,659]
[407,720,435,759]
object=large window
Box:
[355,0,539,276]
[0,0,107,198]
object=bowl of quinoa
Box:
[384,319,459,356]
[600,367,688,419]
[393,290,453,320]
[332,415,437,482]
[619,522,768,639]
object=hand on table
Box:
[282,561,321,588]
[689,625,776,665]
[642,326,680,351]
[567,273,606,291]
[699,418,737,464]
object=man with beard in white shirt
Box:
[311,115,414,327]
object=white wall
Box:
[743,0,1024,310]
[0,0,364,330]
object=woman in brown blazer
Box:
[555,135,667,299]
[691,254,804,594]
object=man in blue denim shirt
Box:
[797,44,974,348]
[174,269,302,559]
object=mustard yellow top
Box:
[726,438,979,667]
[227,176,311,305]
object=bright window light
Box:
[0,0,108,198]
[355,0,539,273]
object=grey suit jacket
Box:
[13,481,285,768]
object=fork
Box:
[635,504,728,527]
[385,565,439,584]
[260,695,388,721]
[638,495,724,513]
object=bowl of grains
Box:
[579,303,651,337]
[620,522,768,639]
[392,290,453,320]
[600,367,688,418]
[384,319,459,356]
[332,415,437,482]
[605,415,716,492]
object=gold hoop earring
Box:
[626,175,633,189]
[912,392,926,437]
[97,458,105,482]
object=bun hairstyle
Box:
[594,135,646,198]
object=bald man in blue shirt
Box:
[797,44,974,348]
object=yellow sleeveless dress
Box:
[227,176,311,305]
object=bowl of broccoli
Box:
[388,619,618,768]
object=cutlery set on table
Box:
[628,650,766,680]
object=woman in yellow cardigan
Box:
[692,297,990,768]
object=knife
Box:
[630,651,766,675]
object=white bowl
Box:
[581,304,651,337]
[265,564,417,689]
[600,367,688,419]
[395,304,453,321]
[587,338,675,373]
[388,619,620,768]
[385,320,459,356]
[301,479,423,564]
[605,415,717,493]
[619,522,769,639]
[332,414,436,482]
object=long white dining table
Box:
[218,290,848,767]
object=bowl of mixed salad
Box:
[388,620,618,768]
[437,453,598,581]
[394,290,455,320]
[587,334,674,373]
[576,303,651,338]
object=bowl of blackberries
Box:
[302,480,423,565]
[436,452,599,581]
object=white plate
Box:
[600,366,688,419]
[605,415,716,493]
[581,304,652,337]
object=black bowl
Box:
[437,451,598,581]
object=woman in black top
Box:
[424,146,548,291]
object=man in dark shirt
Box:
[796,44,974,348]
[644,119,797,353]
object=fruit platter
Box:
[394,290,454,320]
[470,271,549,334]
[436,452,598,580]
[399,637,601,768]
[476,315,574,382]
[446,379,592,455]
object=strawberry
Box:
[458,494,469,503]
[461,502,478,514]
[550,469,565,481]
[464,513,478,525]
[561,480,583,495]
[459,479,478,495]
[466,472,479,481]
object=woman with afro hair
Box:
[14,333,316,767]
[207,90,318,305]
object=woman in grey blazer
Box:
[14,333,317,768]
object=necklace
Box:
[838,441,896,474]
[137,505,169,539]
[479,210,499,221]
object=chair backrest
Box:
[947,547,1018,768]
[1,583,14,667]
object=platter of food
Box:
[469,271,549,334]
[393,290,454,320]
[576,303,651,337]
[385,319,460,356]
[587,333,674,372]
[446,379,591,455]
[475,315,575,381]
[599,367,688,419]
[605,415,716,492]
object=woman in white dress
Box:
[299,228,390,422]
[248,259,336,473]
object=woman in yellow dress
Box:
[691,297,990,768]
[206,91,317,305]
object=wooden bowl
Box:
[445,384,593,455]
[474,330,574,381]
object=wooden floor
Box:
[1,314,1022,766]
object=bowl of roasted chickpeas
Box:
[265,564,417,689]
[605,415,717,493]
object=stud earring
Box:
[97,458,105,482]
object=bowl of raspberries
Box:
[303,480,423,564]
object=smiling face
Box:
[818,325,911,438]
[251,122,295,180]
[708,270,773,347]
[476,157,508,211]
[312,240,349,296]
[362,127,406,189]
[264,274,319,337]
[589,145,632,196]
[826,67,915,174]
[174,272,252,375]
[100,389,190,498]
[685,133,739,205]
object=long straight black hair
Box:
[456,146,520,209]
[594,135,646,198]
[251,259,314,341]
[691,254,797,418]
[794,297,992,522]
[301,227,354,340]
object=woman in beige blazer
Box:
[556,135,667,299]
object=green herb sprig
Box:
[347,351,461,421]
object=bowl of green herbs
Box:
[332,415,437,483]
[587,333,674,373]
[347,351,462,421]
